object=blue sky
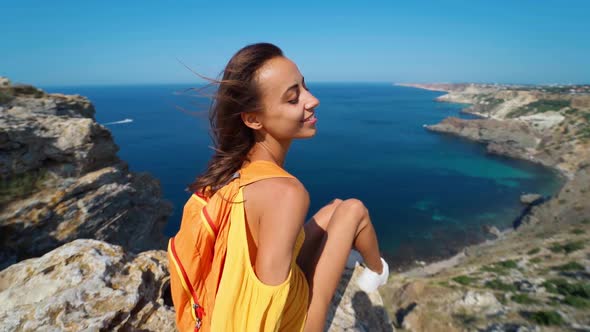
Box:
[2,0,588,86]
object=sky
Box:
[1,0,589,86]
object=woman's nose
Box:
[305,92,320,110]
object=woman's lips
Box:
[303,115,317,124]
[302,113,315,122]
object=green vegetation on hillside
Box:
[484,279,517,292]
[552,261,585,271]
[542,278,590,308]
[511,293,539,305]
[508,99,571,118]
[0,88,14,104]
[549,240,585,254]
[570,228,585,235]
[0,170,49,206]
[480,259,519,275]
[12,85,44,98]
[482,97,504,107]
[452,275,478,286]
[522,310,565,326]
[527,248,540,255]
[576,113,590,140]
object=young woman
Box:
[190,42,389,331]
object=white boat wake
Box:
[103,118,133,125]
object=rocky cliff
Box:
[385,83,590,331]
[0,77,393,331]
[0,77,173,270]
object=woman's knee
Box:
[328,198,343,207]
[319,198,343,229]
[342,198,368,215]
[311,198,344,229]
[337,198,369,224]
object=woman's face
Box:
[251,56,320,141]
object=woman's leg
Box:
[301,199,383,332]
[296,198,342,278]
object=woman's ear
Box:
[241,112,263,130]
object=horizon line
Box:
[33,80,590,89]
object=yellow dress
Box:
[209,185,310,331]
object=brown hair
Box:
[189,43,284,196]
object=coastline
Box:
[378,82,590,330]
[391,83,569,273]
[400,228,515,278]
[394,83,588,275]
[396,82,590,180]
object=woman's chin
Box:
[301,128,318,138]
[297,128,317,139]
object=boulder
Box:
[484,225,502,238]
[455,290,503,315]
[0,239,175,331]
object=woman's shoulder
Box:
[250,177,309,200]
[247,176,309,208]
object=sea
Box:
[45,83,565,268]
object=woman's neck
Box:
[248,137,291,167]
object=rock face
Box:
[0,78,172,269]
[0,239,175,331]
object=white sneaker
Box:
[356,257,389,293]
[346,249,364,269]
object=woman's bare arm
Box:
[254,178,309,286]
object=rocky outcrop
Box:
[0,78,172,270]
[520,194,542,205]
[0,89,112,178]
[0,239,175,331]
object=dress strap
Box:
[238,160,295,187]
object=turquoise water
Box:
[46,83,564,267]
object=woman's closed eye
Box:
[288,90,300,104]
